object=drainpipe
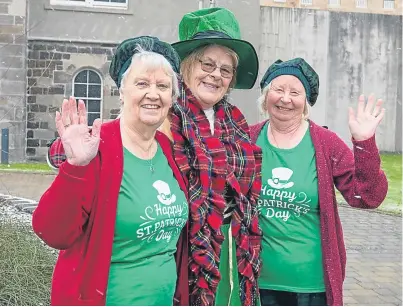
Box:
[199,0,203,9]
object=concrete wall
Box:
[0,0,27,162]
[260,6,402,152]
[327,12,402,152]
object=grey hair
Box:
[257,82,310,120]
[118,45,179,117]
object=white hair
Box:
[257,81,310,120]
[118,45,179,117]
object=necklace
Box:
[147,142,155,174]
[122,122,156,174]
[269,121,303,149]
[131,135,156,174]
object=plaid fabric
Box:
[171,83,262,306]
[47,137,66,169]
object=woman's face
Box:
[264,75,307,123]
[186,45,235,109]
[120,62,173,130]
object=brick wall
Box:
[26,40,121,161]
[0,0,27,162]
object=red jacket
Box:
[250,120,388,306]
[32,119,189,306]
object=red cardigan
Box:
[32,119,189,306]
[250,120,388,306]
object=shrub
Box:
[0,219,56,306]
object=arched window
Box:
[73,69,102,126]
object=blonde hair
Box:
[180,44,239,89]
[257,82,310,120]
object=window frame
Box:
[50,0,128,9]
[383,0,395,9]
[328,0,340,6]
[72,69,103,127]
[355,0,368,8]
[300,0,313,6]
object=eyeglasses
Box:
[198,59,235,79]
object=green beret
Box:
[260,58,319,106]
[109,36,181,88]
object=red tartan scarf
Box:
[170,84,262,306]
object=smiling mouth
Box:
[202,82,219,89]
[142,104,160,109]
[276,106,291,111]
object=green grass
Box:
[337,153,402,215]
[0,219,56,305]
[0,163,52,172]
[378,154,402,214]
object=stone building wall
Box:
[0,0,27,162]
[26,40,121,160]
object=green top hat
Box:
[171,7,259,90]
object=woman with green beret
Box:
[250,58,388,306]
[33,36,190,306]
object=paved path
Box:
[0,171,56,201]
[339,206,402,306]
[0,172,401,305]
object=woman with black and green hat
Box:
[32,36,190,306]
[250,58,388,306]
[168,7,262,307]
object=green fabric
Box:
[256,122,325,293]
[106,145,188,306]
[215,224,242,306]
[171,7,259,90]
[109,36,181,88]
[260,58,319,106]
[177,7,241,41]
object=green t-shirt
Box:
[106,145,188,306]
[256,122,325,293]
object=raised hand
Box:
[348,94,385,141]
[55,97,102,166]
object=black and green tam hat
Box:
[260,58,320,106]
[171,7,259,90]
[109,36,181,88]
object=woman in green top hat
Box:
[168,7,263,307]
